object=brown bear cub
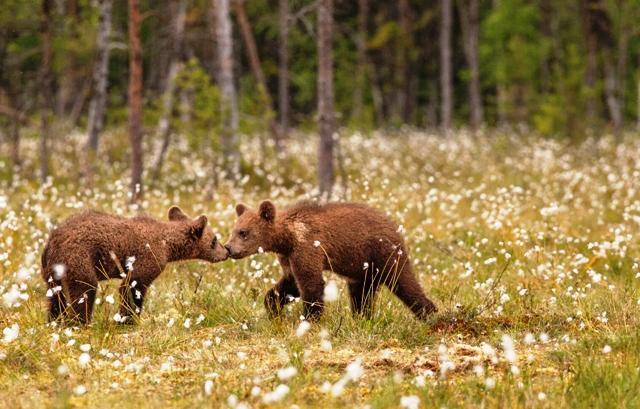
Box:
[224,200,438,320]
[41,207,228,324]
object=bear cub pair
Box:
[42,201,437,324]
[41,207,228,324]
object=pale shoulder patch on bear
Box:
[288,221,308,242]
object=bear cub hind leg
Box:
[387,267,437,320]
[347,277,380,319]
[66,278,98,324]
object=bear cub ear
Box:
[259,200,276,223]
[189,215,208,240]
[168,206,189,221]
[235,203,247,217]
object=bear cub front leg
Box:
[264,256,300,317]
[289,258,325,320]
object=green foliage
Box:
[480,0,549,124]
[174,58,221,149]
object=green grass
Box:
[1,130,640,408]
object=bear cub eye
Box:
[239,229,249,240]
[210,236,218,248]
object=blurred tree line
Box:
[1,0,639,198]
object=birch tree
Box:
[214,0,240,178]
[85,0,113,177]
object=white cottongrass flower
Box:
[16,267,31,281]
[73,385,87,396]
[57,365,68,376]
[2,324,19,344]
[413,375,426,387]
[438,344,455,378]
[320,339,332,351]
[296,320,311,337]
[53,264,66,280]
[113,313,127,323]
[2,286,27,307]
[183,318,191,329]
[344,358,364,381]
[258,246,264,253]
[501,334,517,363]
[330,379,348,397]
[324,358,364,397]
[80,344,91,352]
[313,240,321,247]
[105,294,115,304]
[78,353,91,366]
[538,392,547,400]
[125,256,136,271]
[523,333,535,344]
[485,377,496,389]
[203,380,214,395]
[277,366,298,380]
[323,280,339,302]
[603,344,612,354]
[263,384,289,403]
[400,395,420,409]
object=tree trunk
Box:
[580,0,599,122]
[278,0,290,140]
[398,0,415,123]
[317,0,334,198]
[128,0,143,202]
[351,0,368,125]
[152,0,186,182]
[57,0,82,118]
[439,0,453,131]
[233,0,280,153]
[368,61,385,127]
[214,0,240,178]
[85,0,113,178]
[39,0,54,183]
[637,58,640,131]
[458,0,483,130]
[581,0,622,133]
[10,119,20,169]
[603,59,622,133]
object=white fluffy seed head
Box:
[52,264,66,280]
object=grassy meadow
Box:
[1,130,640,408]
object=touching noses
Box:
[224,244,232,255]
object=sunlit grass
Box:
[1,129,639,407]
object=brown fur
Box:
[224,200,438,320]
[41,207,228,324]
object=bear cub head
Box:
[168,206,229,262]
[224,200,276,259]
